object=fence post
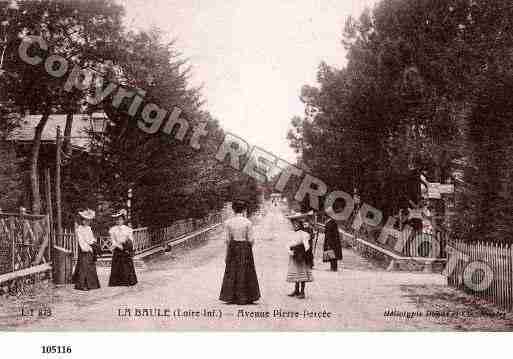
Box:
[44,168,54,264]
[10,219,15,272]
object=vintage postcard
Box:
[1,0,513,335]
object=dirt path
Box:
[2,203,513,331]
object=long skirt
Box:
[109,248,138,287]
[72,250,100,291]
[219,241,261,304]
[286,256,313,283]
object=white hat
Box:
[111,209,127,218]
[78,209,96,220]
[285,210,314,221]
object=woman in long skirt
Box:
[219,201,260,305]
[72,209,100,291]
[108,209,138,287]
[286,214,313,299]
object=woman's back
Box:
[225,214,252,242]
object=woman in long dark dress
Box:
[108,209,138,287]
[72,209,100,291]
[219,201,260,305]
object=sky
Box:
[120,0,376,162]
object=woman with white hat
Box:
[108,209,138,287]
[72,209,100,291]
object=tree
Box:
[1,0,125,213]
[289,0,513,242]
[0,107,22,211]
[86,29,251,227]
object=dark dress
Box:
[73,246,100,291]
[219,240,261,304]
[109,241,138,287]
[323,219,343,261]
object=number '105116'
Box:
[41,346,72,354]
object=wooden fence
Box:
[447,240,513,312]
[317,208,449,260]
[317,217,447,259]
[0,212,51,275]
[56,212,224,259]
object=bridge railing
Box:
[316,217,447,260]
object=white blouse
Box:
[76,225,96,252]
[109,225,134,249]
[224,214,253,244]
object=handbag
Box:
[323,249,336,262]
[290,243,306,262]
[91,242,100,261]
[122,240,135,257]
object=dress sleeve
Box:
[302,233,310,251]
[224,221,231,243]
[126,226,134,242]
[109,227,119,248]
[246,222,254,245]
[86,227,97,244]
[76,227,92,252]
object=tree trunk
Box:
[62,112,73,156]
[30,110,51,214]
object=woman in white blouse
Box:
[72,209,100,291]
[219,201,261,305]
[108,209,138,287]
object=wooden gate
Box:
[0,212,51,275]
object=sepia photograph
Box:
[0,0,513,339]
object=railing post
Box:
[44,168,54,264]
[11,219,15,272]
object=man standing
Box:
[323,217,343,271]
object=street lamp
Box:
[86,114,109,156]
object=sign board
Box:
[437,184,454,194]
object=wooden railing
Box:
[447,240,513,312]
[54,228,77,257]
[317,219,447,260]
[56,212,224,258]
[0,213,51,275]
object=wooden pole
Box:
[11,217,15,272]
[44,168,54,264]
[56,127,63,247]
[54,126,70,284]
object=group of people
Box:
[72,208,138,291]
[219,201,343,304]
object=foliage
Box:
[1,1,260,227]
[289,0,513,242]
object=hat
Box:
[285,210,314,221]
[78,209,96,220]
[111,209,127,218]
